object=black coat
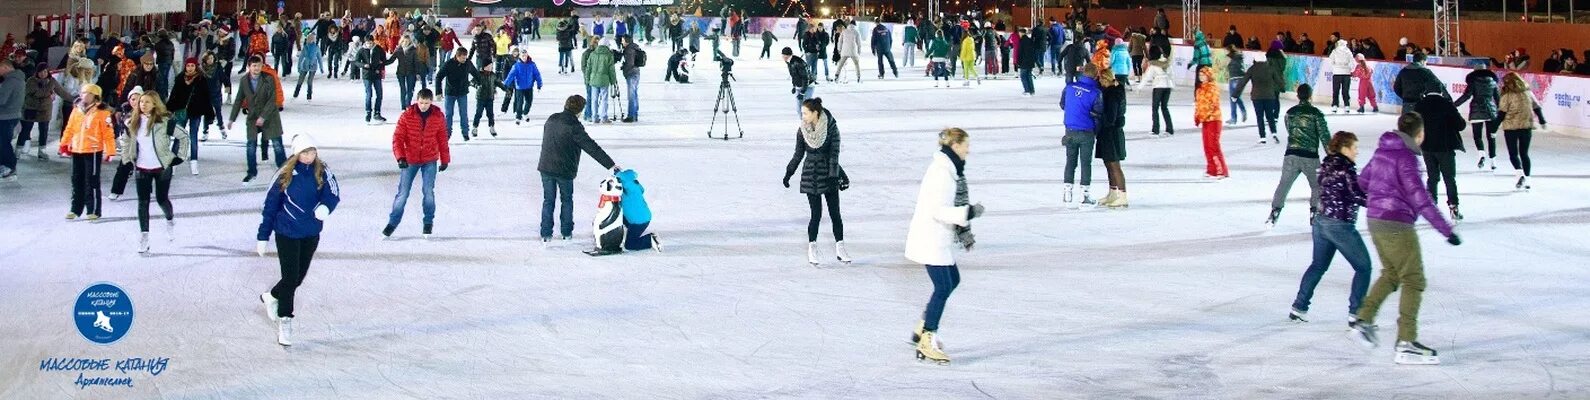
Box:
[394,47,421,77]
[1414,94,1468,153]
[353,45,395,80]
[787,55,811,88]
[1016,36,1039,69]
[1095,83,1127,161]
[538,111,616,179]
[435,58,479,97]
[785,110,844,195]
[1394,65,1447,104]
[168,74,216,118]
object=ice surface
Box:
[3,40,1589,399]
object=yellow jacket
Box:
[61,103,118,156]
[495,32,512,56]
[959,36,976,63]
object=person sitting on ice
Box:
[615,169,662,252]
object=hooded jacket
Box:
[62,102,117,155]
[503,58,543,90]
[257,161,342,241]
[1317,154,1366,223]
[615,169,652,225]
[1109,43,1131,76]
[1139,58,1172,88]
[1453,69,1499,121]
[1329,44,1355,75]
[1393,63,1446,103]
[582,45,617,87]
[1414,94,1468,153]
[1498,88,1544,131]
[1359,131,1455,236]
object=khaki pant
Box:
[1356,219,1426,342]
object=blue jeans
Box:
[922,265,961,331]
[559,50,573,72]
[444,95,470,139]
[591,86,611,121]
[583,85,594,120]
[398,75,416,109]
[1019,67,1035,94]
[388,161,438,227]
[539,174,575,238]
[625,73,640,119]
[1228,78,1249,122]
[185,116,202,160]
[1048,45,1062,72]
[796,86,813,117]
[363,79,385,116]
[245,137,287,177]
[623,221,654,251]
[1291,217,1374,315]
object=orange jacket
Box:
[1194,69,1221,124]
[61,104,118,156]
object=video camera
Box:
[715,50,734,80]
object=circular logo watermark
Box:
[74,283,134,345]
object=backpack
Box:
[633,47,647,67]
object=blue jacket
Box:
[615,169,652,225]
[257,162,342,241]
[1110,43,1131,76]
[297,41,322,72]
[503,59,543,90]
[1060,76,1103,132]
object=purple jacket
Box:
[1359,131,1455,236]
[1317,154,1365,223]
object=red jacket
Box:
[392,105,451,165]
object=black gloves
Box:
[170,158,184,167]
[782,174,792,188]
[1447,234,1462,246]
[967,203,985,220]
[439,163,448,172]
[397,159,409,169]
[791,87,797,94]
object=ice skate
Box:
[1105,190,1129,208]
[1265,207,1282,227]
[490,127,498,137]
[107,193,121,201]
[138,232,151,254]
[260,292,279,322]
[1476,156,1487,170]
[1272,135,1281,144]
[910,320,925,345]
[1288,307,1308,323]
[1515,175,1531,191]
[1449,204,1464,222]
[807,242,820,266]
[277,317,293,346]
[650,235,663,253]
[66,212,78,220]
[1098,189,1120,208]
[915,331,950,365]
[1347,320,1379,349]
[85,214,99,221]
[423,223,433,239]
[1257,137,1268,144]
[1079,186,1096,207]
[382,224,396,239]
[166,220,176,242]
[835,241,852,263]
[190,160,199,175]
[1394,341,1440,365]
[36,147,47,160]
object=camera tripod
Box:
[707,72,744,140]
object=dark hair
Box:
[1296,84,1313,101]
[1412,51,1427,64]
[417,88,434,99]
[781,47,793,56]
[565,95,587,114]
[1398,112,1424,134]
[801,97,824,114]
[455,48,468,57]
[248,55,264,64]
[1327,131,1357,155]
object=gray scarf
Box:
[800,111,829,149]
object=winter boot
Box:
[915,331,950,364]
[835,241,853,263]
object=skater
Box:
[783,48,814,117]
[833,22,862,83]
[1497,72,1546,191]
[118,92,186,253]
[257,133,340,347]
[872,22,898,79]
[435,48,479,141]
[394,36,422,109]
[1412,92,1468,220]
[107,88,143,202]
[16,62,73,165]
[904,127,983,365]
[1348,112,1462,365]
[1138,48,1173,136]
[1225,45,1249,124]
[60,84,117,220]
[928,33,950,87]
[201,53,231,141]
[293,32,321,100]
[1267,84,1328,226]
[1247,53,1282,142]
[614,169,662,252]
[956,32,977,86]
[1392,53,1446,110]
[353,38,396,124]
[473,61,511,137]
[539,95,620,242]
[1288,131,1371,323]
[1327,40,1355,113]
[802,24,830,81]
[1095,73,1130,208]
[1059,65,1102,206]
[383,89,451,239]
[1016,29,1038,94]
[0,59,24,180]
[556,20,577,74]
[1453,65,1499,171]
[167,58,215,175]
[620,36,642,123]
[228,56,287,185]
[760,29,778,60]
[783,98,850,265]
[581,38,617,124]
[1195,65,1228,178]
[1351,55,1379,114]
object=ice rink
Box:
[3,40,1589,398]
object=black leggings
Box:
[806,191,843,242]
[1423,150,1458,206]
[474,97,496,127]
[1471,120,1499,158]
[270,235,320,319]
[1151,88,1174,134]
[1331,74,1351,108]
[135,169,174,232]
[1504,129,1533,176]
[922,265,961,332]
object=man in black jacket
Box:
[1017,29,1039,95]
[1393,52,1448,110]
[436,49,480,140]
[538,95,620,242]
[620,37,643,123]
[1413,92,1468,218]
[783,47,811,117]
[353,38,396,123]
[471,25,495,69]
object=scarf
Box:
[941,146,974,249]
[800,110,829,149]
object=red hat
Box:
[185,57,198,66]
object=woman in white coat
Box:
[904,128,983,365]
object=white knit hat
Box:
[127,86,144,100]
[290,133,318,156]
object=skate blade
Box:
[915,351,950,365]
[1346,329,1379,350]
[1395,353,1440,365]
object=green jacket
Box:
[927,37,949,59]
[1283,103,1329,158]
[903,25,918,46]
[582,46,617,87]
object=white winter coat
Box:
[905,151,971,266]
[1329,44,1355,75]
[838,27,861,57]
[1138,60,1173,89]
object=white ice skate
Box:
[807,242,820,266]
[835,241,853,263]
[138,232,150,254]
[261,292,280,322]
[277,317,293,346]
[1394,341,1439,365]
[1288,307,1308,323]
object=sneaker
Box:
[260,292,280,322]
[277,317,293,346]
[1394,341,1440,365]
[85,214,99,221]
[382,224,397,239]
[1347,320,1380,349]
[1288,307,1309,323]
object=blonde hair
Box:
[938,128,969,146]
[1501,72,1529,94]
[127,92,171,129]
[276,152,329,193]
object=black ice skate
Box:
[1265,207,1282,227]
[1347,320,1379,349]
[1288,307,1309,323]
